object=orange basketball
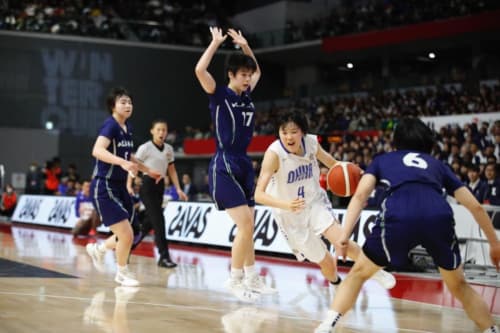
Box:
[327,162,362,197]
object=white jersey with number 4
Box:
[266,134,324,208]
[265,134,336,262]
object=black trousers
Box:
[140,175,171,260]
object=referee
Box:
[129,119,187,268]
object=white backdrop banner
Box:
[420,112,500,131]
[11,195,500,266]
[12,195,77,228]
[12,195,110,232]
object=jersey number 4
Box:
[297,185,305,198]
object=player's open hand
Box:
[209,27,227,45]
[177,189,188,201]
[148,169,163,184]
[287,197,305,212]
[227,29,248,48]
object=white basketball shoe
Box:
[371,269,396,289]
[224,278,261,303]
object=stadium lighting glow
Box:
[347,62,354,69]
[428,52,436,59]
[45,121,54,130]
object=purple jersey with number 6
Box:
[362,150,465,270]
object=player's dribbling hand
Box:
[209,27,227,45]
[335,236,350,262]
[227,28,248,47]
[121,161,139,178]
[287,198,305,212]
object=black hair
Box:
[393,117,435,154]
[106,87,132,114]
[225,54,257,81]
[467,164,480,173]
[151,118,168,129]
[275,109,309,136]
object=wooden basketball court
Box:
[0,222,498,333]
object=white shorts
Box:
[272,193,338,263]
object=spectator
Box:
[43,160,60,195]
[484,163,500,205]
[181,173,198,201]
[65,163,81,183]
[163,176,179,203]
[198,174,210,199]
[57,176,69,195]
[466,164,488,203]
[72,180,101,237]
[25,162,43,194]
[0,184,17,217]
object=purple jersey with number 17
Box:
[209,85,254,154]
[92,116,134,182]
[207,85,256,210]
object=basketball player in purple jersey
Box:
[195,27,276,302]
[86,87,162,287]
[316,118,500,333]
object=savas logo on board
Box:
[229,208,278,246]
[167,205,210,238]
[17,198,44,220]
[48,199,74,225]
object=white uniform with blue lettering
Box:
[266,134,338,263]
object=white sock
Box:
[483,325,499,333]
[244,265,256,277]
[117,265,128,273]
[230,268,244,280]
[97,243,107,253]
[324,310,342,327]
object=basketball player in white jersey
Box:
[254,109,396,289]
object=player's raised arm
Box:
[195,27,227,94]
[227,28,261,91]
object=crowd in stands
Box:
[254,84,500,135]
[282,0,500,45]
[0,0,226,46]
[1,0,499,47]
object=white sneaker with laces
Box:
[86,243,106,273]
[115,269,140,287]
[224,278,261,303]
[244,274,278,295]
[370,269,396,289]
[314,320,335,333]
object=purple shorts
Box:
[208,152,255,210]
[90,177,134,227]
